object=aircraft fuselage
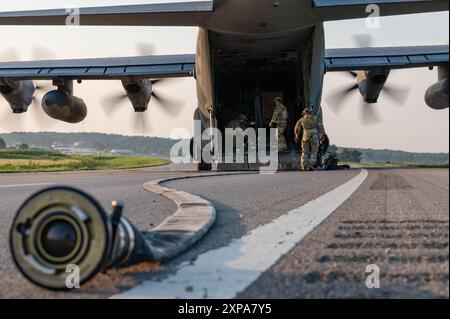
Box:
[205,0,321,37]
[194,0,326,140]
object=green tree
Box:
[352,149,363,163]
[0,138,6,149]
[18,143,29,150]
[328,144,338,153]
[339,148,362,163]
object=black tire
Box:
[191,137,212,171]
[196,161,212,171]
[193,108,213,171]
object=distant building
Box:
[53,147,100,155]
[53,147,72,154]
[51,142,64,148]
[110,149,135,156]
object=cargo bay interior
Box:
[212,49,305,151]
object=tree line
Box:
[1,133,448,165]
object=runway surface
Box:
[0,167,448,298]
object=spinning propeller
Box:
[101,79,185,134]
[100,43,184,134]
[326,34,411,125]
[0,46,57,130]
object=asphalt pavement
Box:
[0,167,447,299]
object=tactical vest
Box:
[273,103,288,123]
[301,115,318,141]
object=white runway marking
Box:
[0,183,52,189]
[112,169,368,299]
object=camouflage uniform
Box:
[269,98,289,152]
[317,131,330,166]
[295,108,319,171]
[226,114,250,152]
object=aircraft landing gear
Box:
[190,138,213,171]
[197,161,212,171]
[193,107,213,171]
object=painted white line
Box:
[0,183,52,189]
[112,169,368,299]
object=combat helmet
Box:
[238,114,248,122]
[302,105,312,115]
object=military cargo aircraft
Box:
[0,0,448,170]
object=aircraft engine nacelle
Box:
[356,69,390,104]
[425,65,449,110]
[0,79,35,113]
[122,78,152,112]
[42,89,87,123]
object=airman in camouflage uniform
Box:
[317,131,330,166]
[226,114,250,152]
[226,114,250,131]
[295,107,319,171]
[269,97,289,152]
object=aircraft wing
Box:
[0,0,446,26]
[2,45,447,79]
[313,0,449,21]
[325,45,449,72]
[0,54,196,80]
[0,1,213,26]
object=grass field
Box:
[0,149,170,173]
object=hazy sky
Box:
[0,1,448,153]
